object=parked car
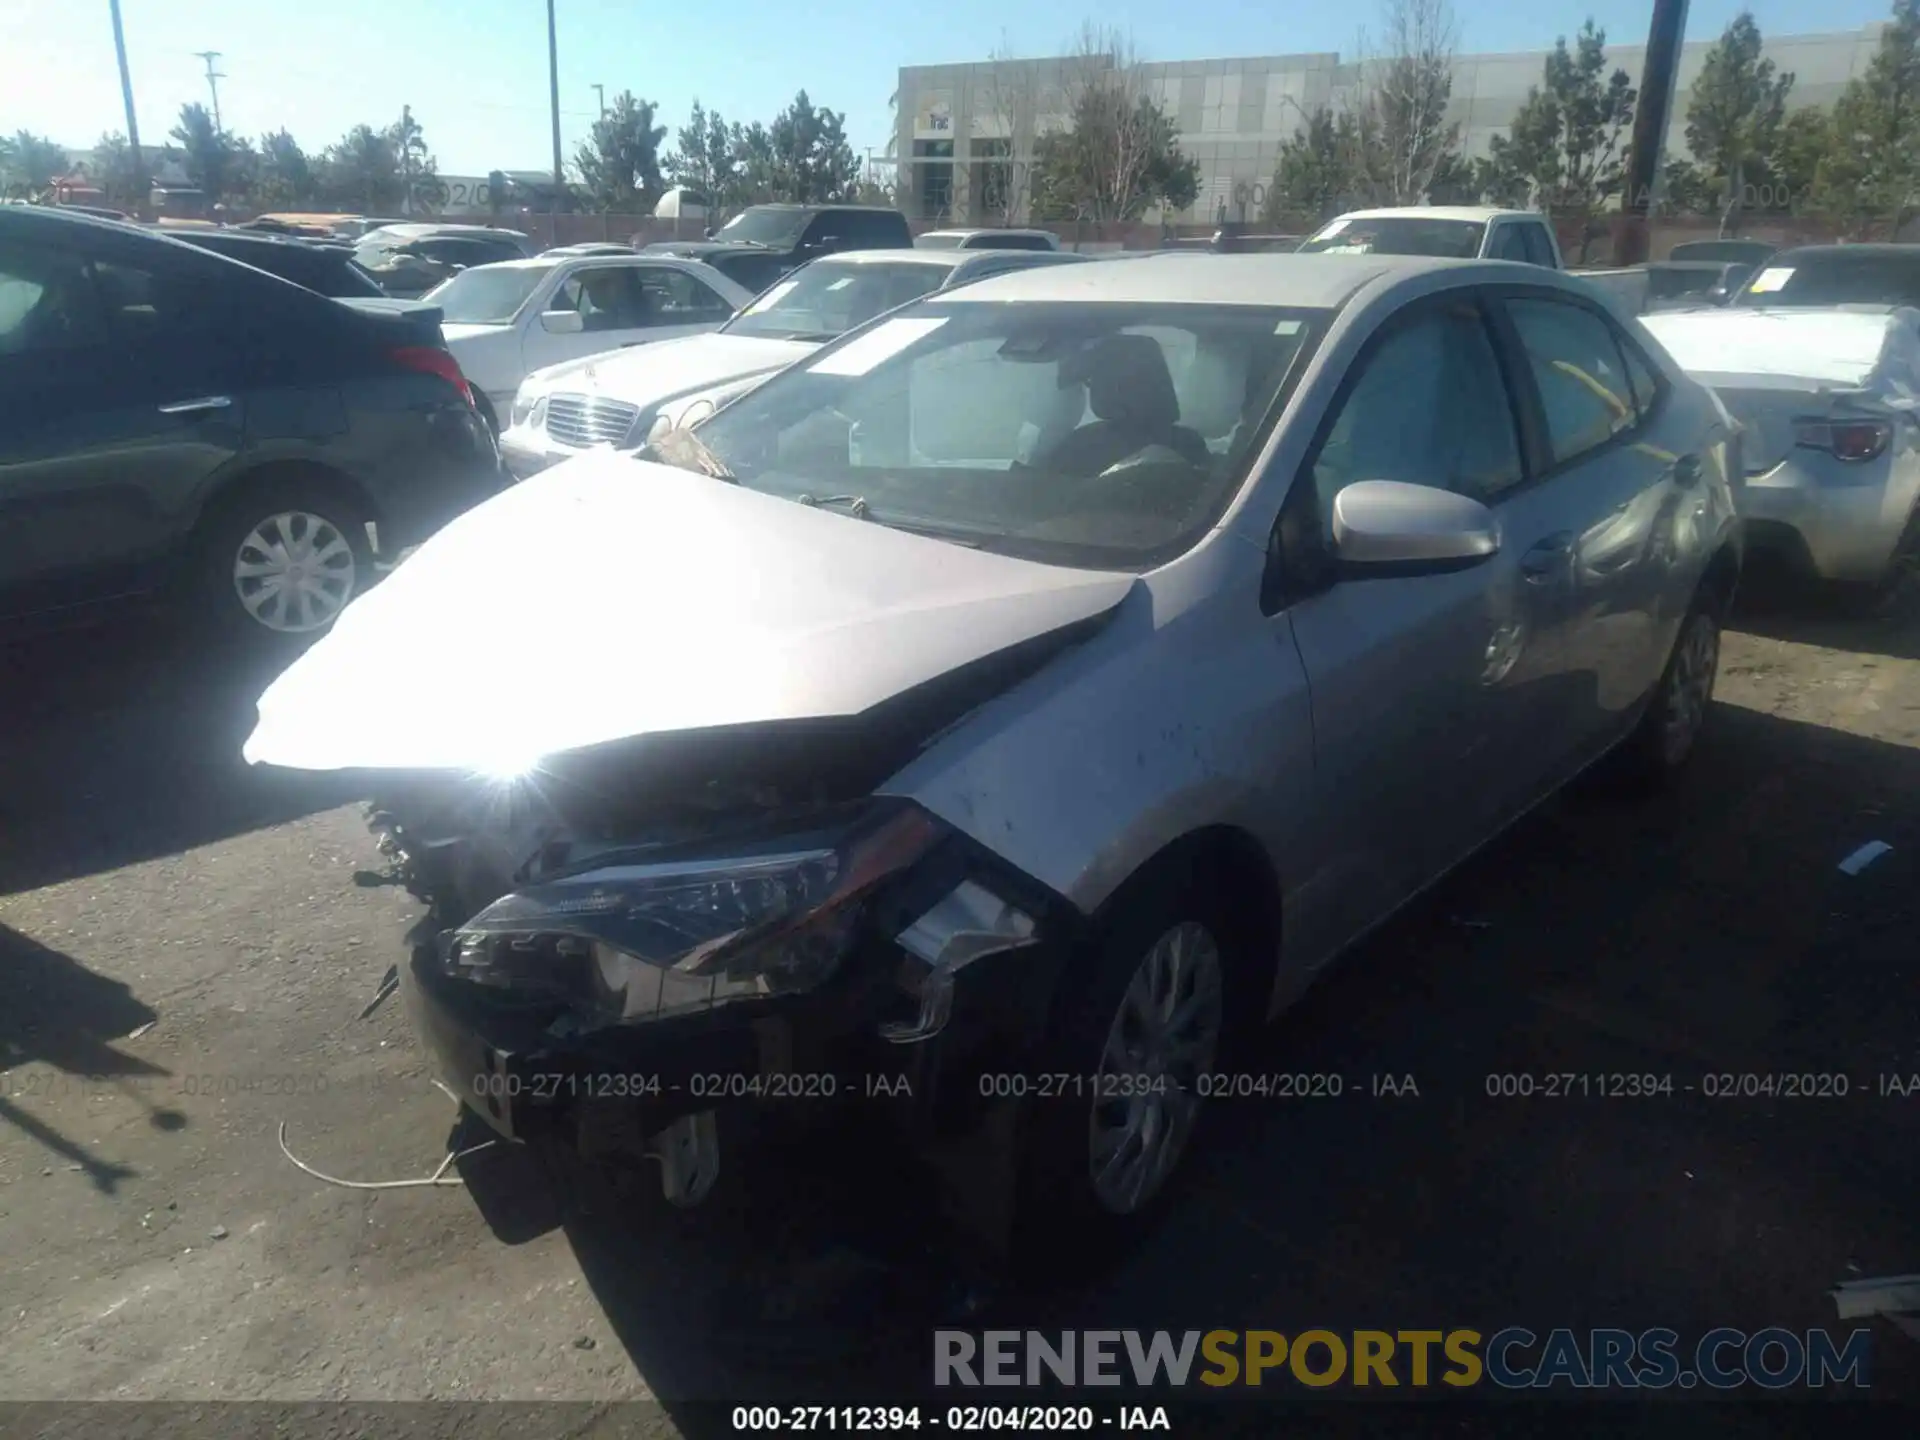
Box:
[499,246,1090,477]
[916,228,1060,251]
[1668,239,1777,269]
[544,243,637,257]
[421,253,754,435]
[1731,243,1920,309]
[1299,206,1564,266]
[642,203,912,292]
[1643,304,1920,599]
[245,253,1740,1267]
[1643,260,1757,312]
[163,228,387,299]
[0,205,501,638]
[1296,206,1656,315]
[355,224,536,298]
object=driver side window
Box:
[1310,296,1523,532]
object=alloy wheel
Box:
[1087,920,1224,1216]
[231,511,358,633]
[1661,614,1719,766]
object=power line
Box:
[193,49,225,132]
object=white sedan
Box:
[420,254,753,433]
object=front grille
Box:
[544,394,643,450]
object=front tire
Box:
[1608,605,1720,789]
[1011,865,1249,1275]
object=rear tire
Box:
[1605,605,1720,791]
[193,474,372,645]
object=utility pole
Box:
[1615,0,1691,268]
[546,0,565,201]
[193,49,225,132]
[400,103,415,216]
[108,0,147,207]
[592,83,606,118]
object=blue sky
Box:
[1,0,1898,176]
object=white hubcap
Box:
[1088,921,1224,1216]
[232,511,357,633]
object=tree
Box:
[765,90,861,204]
[728,120,779,204]
[1770,105,1833,217]
[666,99,741,213]
[1685,12,1794,235]
[1821,0,1920,237]
[255,129,314,209]
[0,131,68,198]
[575,91,667,211]
[1482,20,1636,261]
[90,131,146,207]
[1264,106,1377,223]
[170,102,240,203]
[1030,25,1199,227]
[318,124,404,212]
[977,35,1042,224]
[1362,0,1464,204]
[388,107,445,213]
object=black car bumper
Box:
[366,407,506,557]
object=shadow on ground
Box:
[454,700,1920,1432]
[0,617,357,895]
[0,923,180,1191]
[1728,566,1920,664]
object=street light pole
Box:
[108,0,147,203]
[546,0,565,199]
[592,83,606,118]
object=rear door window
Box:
[634,265,736,323]
[1504,296,1640,465]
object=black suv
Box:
[161,228,387,299]
[642,204,911,292]
[0,206,503,639]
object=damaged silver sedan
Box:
[245,254,1742,1268]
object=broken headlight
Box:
[438,804,944,1025]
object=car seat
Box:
[1039,333,1211,477]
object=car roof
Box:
[1332,206,1539,225]
[812,248,963,269]
[926,251,1448,308]
[921,228,1054,238]
[366,222,529,240]
[1769,244,1920,262]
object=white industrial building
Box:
[892,24,1888,225]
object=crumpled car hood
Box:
[244,453,1135,772]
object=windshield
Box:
[723,262,952,342]
[352,235,412,268]
[1734,255,1920,309]
[425,265,550,324]
[1297,216,1485,258]
[685,299,1324,569]
[714,207,809,248]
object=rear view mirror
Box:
[540,310,585,335]
[1332,480,1500,575]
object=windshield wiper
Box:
[796,493,869,517]
[637,427,735,481]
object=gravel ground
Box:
[2,587,1918,1434]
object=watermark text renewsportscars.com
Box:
[934,1328,1873,1391]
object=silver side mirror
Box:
[1333,480,1500,574]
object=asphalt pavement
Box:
[1,589,1918,1436]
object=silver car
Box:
[1642,303,1920,597]
[245,254,1741,1268]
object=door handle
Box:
[158,395,233,415]
[1672,453,1702,488]
[1519,532,1574,579]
